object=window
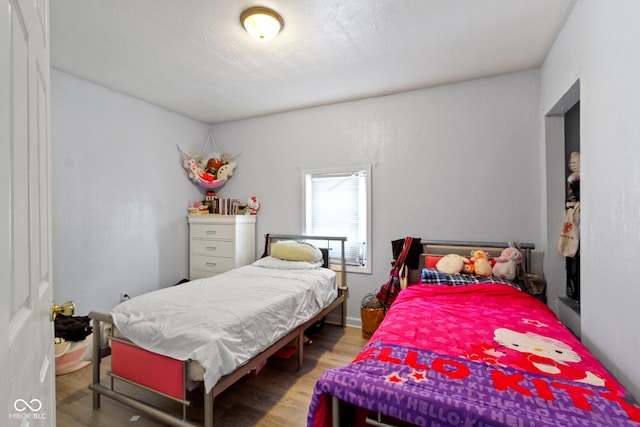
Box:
[302,165,371,273]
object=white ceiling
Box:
[50,0,576,124]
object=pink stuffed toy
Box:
[492,247,522,281]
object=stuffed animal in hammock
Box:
[216,160,237,180]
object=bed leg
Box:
[339,287,347,328]
[204,389,214,427]
[332,396,341,427]
[92,316,102,409]
[298,330,304,369]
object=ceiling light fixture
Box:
[241,7,283,42]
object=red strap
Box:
[394,236,413,268]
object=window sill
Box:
[330,264,371,275]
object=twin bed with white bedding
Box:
[89,234,348,427]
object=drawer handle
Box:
[206,262,217,267]
[206,230,217,235]
[206,246,217,251]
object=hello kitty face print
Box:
[494,328,580,365]
[493,327,605,387]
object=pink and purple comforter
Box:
[308,283,639,426]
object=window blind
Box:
[307,170,367,266]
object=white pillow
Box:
[270,240,323,262]
[252,256,322,270]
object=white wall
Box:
[540,0,640,399]
[51,70,207,314]
[213,69,542,326]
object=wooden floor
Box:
[55,325,368,427]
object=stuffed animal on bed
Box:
[436,254,469,275]
[462,262,475,274]
[492,247,522,281]
[470,250,493,277]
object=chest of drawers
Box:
[188,215,256,280]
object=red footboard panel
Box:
[111,340,185,400]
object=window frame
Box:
[301,165,372,274]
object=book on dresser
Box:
[187,215,257,280]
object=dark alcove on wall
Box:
[564,102,580,303]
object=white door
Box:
[1,0,55,425]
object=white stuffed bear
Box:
[492,247,522,281]
[436,254,469,275]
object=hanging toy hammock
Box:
[177,131,239,190]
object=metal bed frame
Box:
[89,234,348,427]
[329,239,535,427]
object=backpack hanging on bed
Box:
[376,236,414,308]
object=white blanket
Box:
[111,263,336,392]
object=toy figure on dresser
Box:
[246,196,260,215]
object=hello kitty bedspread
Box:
[308,283,640,426]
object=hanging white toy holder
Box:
[177,131,238,190]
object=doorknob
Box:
[52,301,75,321]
